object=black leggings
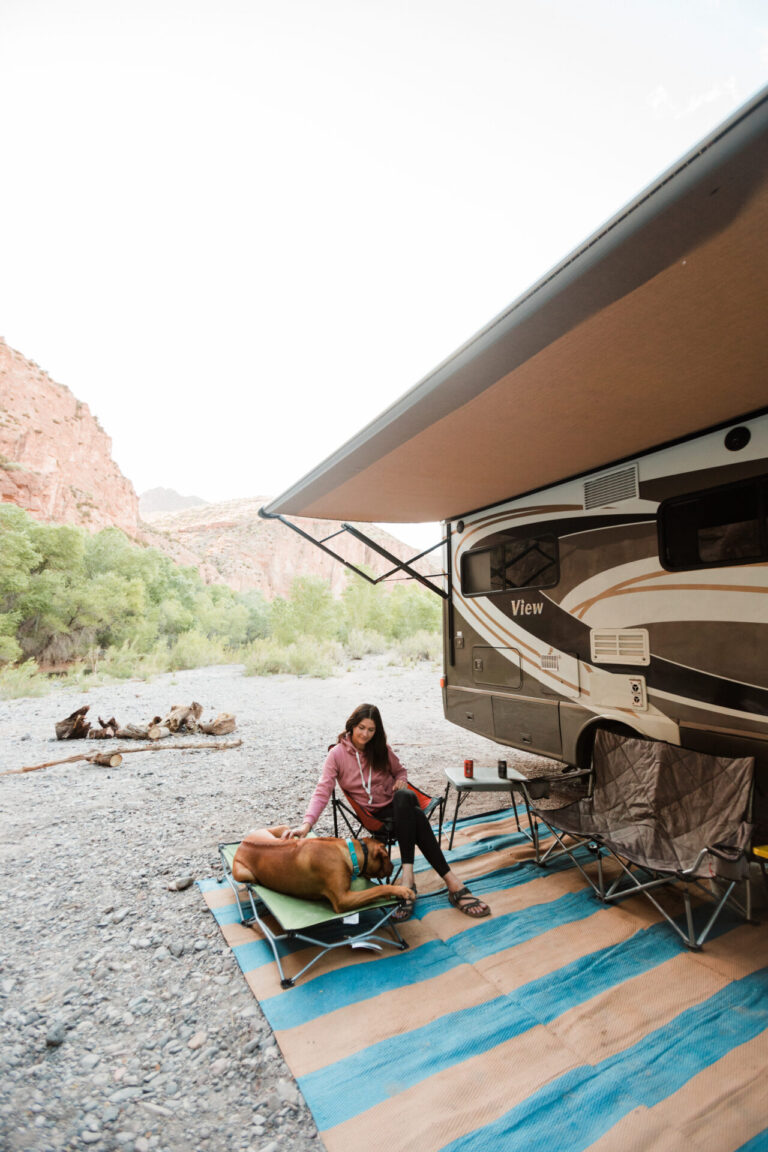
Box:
[375,789,450,878]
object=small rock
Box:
[167,876,194,891]
[45,1022,67,1047]
[168,941,184,958]
[187,1031,207,1050]
[193,939,207,952]
[80,1132,101,1145]
[153,945,171,961]
[210,1057,228,1076]
[276,1078,299,1104]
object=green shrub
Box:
[0,659,52,699]
[166,630,233,671]
[390,630,443,666]
[343,629,388,659]
[243,638,343,679]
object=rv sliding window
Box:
[658,475,768,571]
[461,535,558,596]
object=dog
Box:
[232,825,414,915]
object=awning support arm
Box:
[340,524,448,599]
[258,508,448,599]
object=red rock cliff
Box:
[0,339,139,535]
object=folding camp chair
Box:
[331,781,445,859]
[524,729,756,950]
[218,842,408,988]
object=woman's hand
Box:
[393,779,409,792]
[282,822,311,839]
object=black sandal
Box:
[448,886,490,918]
[392,887,416,922]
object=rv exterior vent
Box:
[540,653,559,671]
[590,628,650,666]
[583,465,638,509]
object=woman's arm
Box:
[285,749,339,837]
[389,746,409,790]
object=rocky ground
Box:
[0,657,554,1152]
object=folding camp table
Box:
[218,842,408,988]
[443,760,589,850]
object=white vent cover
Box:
[540,653,559,671]
[584,464,638,509]
[590,628,650,666]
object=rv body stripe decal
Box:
[454,587,768,719]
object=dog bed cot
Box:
[218,842,408,988]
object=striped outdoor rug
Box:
[199,809,768,1152]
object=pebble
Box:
[167,876,194,891]
[0,660,510,1152]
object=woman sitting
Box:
[283,702,490,921]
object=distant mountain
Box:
[140,487,208,519]
[143,497,434,600]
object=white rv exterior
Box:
[444,412,768,773]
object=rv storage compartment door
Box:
[471,646,522,689]
[444,687,495,738]
[492,695,562,758]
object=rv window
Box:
[462,535,558,594]
[659,477,768,570]
[504,536,558,588]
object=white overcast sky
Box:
[1,0,767,548]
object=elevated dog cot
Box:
[218,841,408,988]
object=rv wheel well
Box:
[576,721,639,771]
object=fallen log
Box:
[199,712,236,736]
[147,725,172,741]
[90,752,123,768]
[1,739,243,776]
[55,705,90,740]
[164,702,203,732]
[114,724,150,740]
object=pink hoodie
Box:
[303,733,407,828]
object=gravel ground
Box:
[0,657,554,1152]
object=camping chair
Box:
[218,842,408,988]
[523,729,756,950]
[331,782,445,862]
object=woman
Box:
[284,703,490,921]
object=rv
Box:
[261,86,768,797]
[445,412,768,773]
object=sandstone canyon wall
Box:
[142,498,436,600]
[0,338,139,535]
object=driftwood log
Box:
[55,702,237,742]
[114,724,151,741]
[164,703,203,732]
[55,706,91,740]
[1,739,243,776]
[90,752,123,767]
[199,712,236,736]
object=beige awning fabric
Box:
[264,87,768,525]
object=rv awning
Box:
[264,86,768,525]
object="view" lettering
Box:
[509,600,543,617]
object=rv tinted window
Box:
[462,535,558,594]
[659,477,767,570]
[504,537,558,588]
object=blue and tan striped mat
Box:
[199,810,768,1152]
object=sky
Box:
[1,0,766,549]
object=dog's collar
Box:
[346,839,369,878]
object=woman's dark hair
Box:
[338,703,388,771]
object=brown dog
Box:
[232,825,414,914]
